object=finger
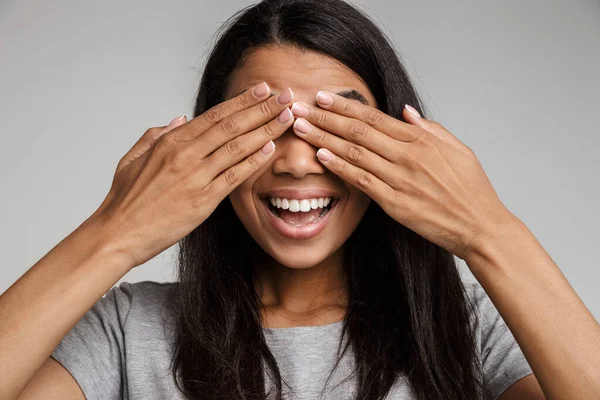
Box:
[312,90,422,143]
[203,140,277,205]
[170,81,272,142]
[291,102,401,163]
[191,88,294,158]
[206,107,294,177]
[313,147,396,207]
[403,105,474,157]
[292,117,401,187]
[116,115,187,174]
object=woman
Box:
[2,0,599,399]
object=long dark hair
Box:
[171,0,484,399]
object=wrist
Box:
[75,213,138,272]
[463,207,530,269]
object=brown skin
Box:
[1,71,296,397]
[225,46,374,328]
[226,46,549,398]
[275,45,597,398]
[11,43,589,399]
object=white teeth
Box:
[267,196,334,212]
[300,199,311,212]
[289,199,300,212]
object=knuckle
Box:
[204,105,225,124]
[145,127,162,137]
[347,145,364,163]
[224,168,238,186]
[225,138,243,156]
[247,152,262,167]
[262,121,277,138]
[314,129,327,145]
[402,150,420,171]
[315,110,327,126]
[414,132,430,148]
[389,172,406,189]
[338,100,350,113]
[189,186,210,210]
[184,123,204,140]
[220,115,240,136]
[332,158,346,174]
[258,100,273,117]
[238,93,254,108]
[349,122,369,142]
[154,133,175,153]
[365,109,385,126]
[164,147,188,174]
[357,171,373,188]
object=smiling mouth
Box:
[263,196,339,226]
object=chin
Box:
[260,240,344,269]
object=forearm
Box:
[465,213,600,399]
[0,215,134,400]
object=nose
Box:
[271,130,327,179]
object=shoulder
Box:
[462,279,490,305]
[116,280,177,303]
[462,279,497,325]
[461,279,507,342]
[104,281,178,327]
[462,280,535,398]
[50,281,180,398]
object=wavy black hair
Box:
[171,0,484,398]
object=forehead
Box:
[225,45,377,106]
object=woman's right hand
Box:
[91,83,295,269]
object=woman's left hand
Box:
[290,91,516,260]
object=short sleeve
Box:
[51,282,134,400]
[468,281,534,400]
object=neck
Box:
[253,248,348,328]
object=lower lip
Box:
[260,199,338,240]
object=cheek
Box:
[228,170,268,224]
[228,177,254,217]
[347,187,372,216]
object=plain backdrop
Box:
[1,0,599,320]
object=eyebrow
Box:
[336,89,369,105]
[238,88,369,105]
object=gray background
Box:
[1,0,599,320]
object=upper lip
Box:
[259,188,340,200]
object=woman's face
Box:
[225,45,377,269]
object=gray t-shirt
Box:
[51,280,533,400]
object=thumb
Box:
[402,104,428,128]
[402,105,472,157]
[116,115,187,174]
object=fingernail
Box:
[291,102,309,117]
[252,82,270,98]
[405,104,421,118]
[316,148,332,161]
[169,115,186,125]
[277,108,292,124]
[261,140,275,155]
[293,118,311,135]
[316,91,334,107]
[276,88,293,105]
